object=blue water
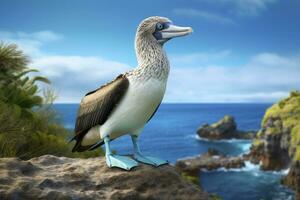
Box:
[53,103,295,200]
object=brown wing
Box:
[71,74,129,152]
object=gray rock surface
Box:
[0,155,212,200]
[176,149,245,176]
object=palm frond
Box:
[0,42,29,74]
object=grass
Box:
[262,91,300,129]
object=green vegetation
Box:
[253,138,263,147]
[260,91,300,160]
[0,43,103,159]
[181,172,200,185]
[210,193,222,200]
[262,91,300,129]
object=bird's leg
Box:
[104,136,138,170]
[131,135,168,166]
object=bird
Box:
[71,16,192,170]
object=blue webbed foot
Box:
[103,136,138,170]
[133,153,168,166]
[106,154,138,170]
[131,135,168,167]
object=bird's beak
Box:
[160,24,193,40]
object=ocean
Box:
[53,103,295,200]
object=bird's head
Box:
[136,16,193,45]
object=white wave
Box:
[270,167,290,175]
[217,161,261,172]
[237,143,252,154]
[204,161,290,176]
[202,161,260,173]
[195,135,251,143]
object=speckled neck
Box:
[127,32,170,81]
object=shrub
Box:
[0,42,103,159]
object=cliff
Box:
[248,91,300,198]
[0,155,212,200]
[249,91,300,169]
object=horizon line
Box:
[52,102,274,104]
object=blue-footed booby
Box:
[71,16,192,170]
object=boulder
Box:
[0,155,212,200]
[197,115,255,140]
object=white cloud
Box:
[0,30,62,56]
[170,50,231,66]
[196,0,278,16]
[2,30,299,103]
[173,9,235,24]
[166,52,300,103]
[228,0,278,16]
[32,56,131,102]
[0,30,131,103]
[20,31,63,42]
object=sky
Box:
[0,0,300,103]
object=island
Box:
[197,115,255,140]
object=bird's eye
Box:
[156,23,164,30]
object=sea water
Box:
[53,103,295,200]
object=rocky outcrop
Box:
[197,115,255,140]
[247,91,300,196]
[248,91,300,171]
[176,149,245,176]
[248,117,291,170]
[0,155,212,200]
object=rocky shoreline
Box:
[176,148,245,176]
[191,93,300,199]
[0,155,212,200]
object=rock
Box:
[197,115,255,140]
[176,149,245,176]
[0,155,212,200]
[247,117,292,170]
[281,161,300,199]
[246,117,292,170]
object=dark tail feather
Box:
[68,135,77,143]
[88,140,104,151]
[71,133,85,152]
[71,135,104,152]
